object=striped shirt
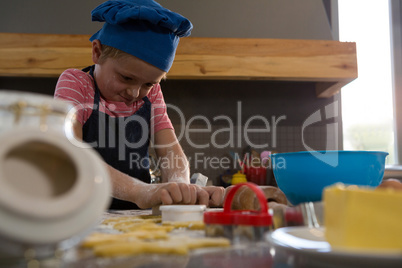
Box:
[54,69,173,134]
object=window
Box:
[338,0,395,164]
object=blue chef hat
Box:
[90,0,193,72]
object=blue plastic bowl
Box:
[271,150,388,205]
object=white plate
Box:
[266,226,402,268]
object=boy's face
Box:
[93,48,166,106]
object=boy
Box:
[55,0,224,209]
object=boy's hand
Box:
[201,186,225,207]
[134,183,224,209]
[158,183,198,205]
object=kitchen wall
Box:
[0,0,342,185]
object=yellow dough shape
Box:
[82,214,230,257]
[102,215,162,225]
[104,215,202,232]
[112,219,158,228]
[162,221,205,230]
[81,232,141,248]
[172,236,231,250]
[92,236,230,257]
[101,215,176,233]
[117,222,175,233]
[81,230,172,248]
[93,240,189,257]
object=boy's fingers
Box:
[189,185,197,204]
[196,188,209,206]
[202,186,225,207]
[208,187,225,207]
[159,188,173,205]
[178,183,192,204]
[167,183,183,203]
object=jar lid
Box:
[204,210,233,225]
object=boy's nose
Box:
[127,87,140,98]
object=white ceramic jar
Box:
[0,91,111,258]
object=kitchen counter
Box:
[1,209,274,268]
[64,209,274,268]
[1,210,400,268]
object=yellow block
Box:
[324,184,402,251]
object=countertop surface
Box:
[1,210,401,268]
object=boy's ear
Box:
[92,40,102,64]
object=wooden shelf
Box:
[0,32,357,98]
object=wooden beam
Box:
[315,81,354,98]
[0,33,92,77]
[0,33,357,97]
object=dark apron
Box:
[82,65,151,210]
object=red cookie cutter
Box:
[204,182,272,227]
